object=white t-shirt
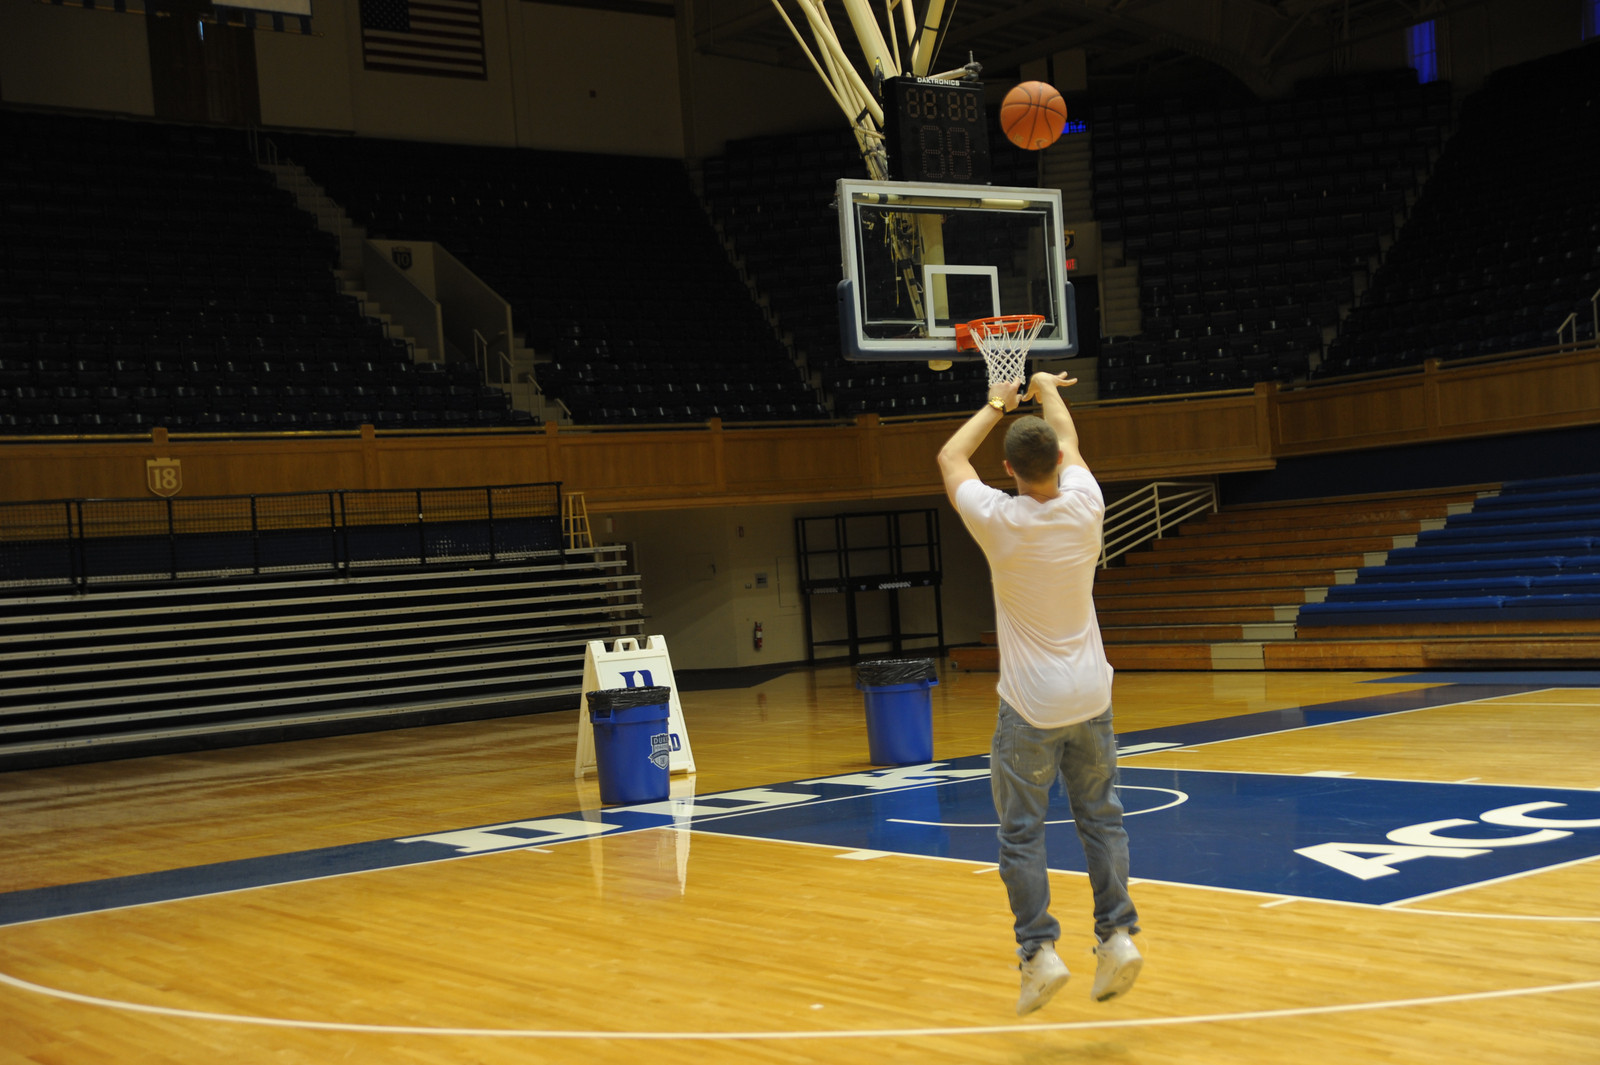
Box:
[954,464,1114,728]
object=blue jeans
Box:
[990,699,1139,958]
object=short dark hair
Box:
[1004,415,1060,483]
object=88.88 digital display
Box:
[882,76,991,184]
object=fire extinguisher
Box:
[753,621,764,651]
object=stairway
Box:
[949,488,1485,672]
[1100,489,1491,668]
[259,159,436,364]
[0,548,642,769]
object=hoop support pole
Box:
[769,0,859,125]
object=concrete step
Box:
[1138,533,1417,563]
[1137,518,1435,551]
[1191,503,1479,537]
[1102,622,1297,643]
[1094,568,1353,596]
[1097,604,1302,626]
[1102,553,1377,579]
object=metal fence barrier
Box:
[1099,481,1219,568]
[0,483,563,592]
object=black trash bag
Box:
[855,659,936,687]
[587,686,672,712]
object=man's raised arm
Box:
[1026,371,1086,472]
[937,380,1021,504]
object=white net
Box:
[970,315,1046,388]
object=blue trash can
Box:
[855,659,938,765]
[587,686,673,804]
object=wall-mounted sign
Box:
[146,457,182,498]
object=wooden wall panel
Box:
[871,419,1001,490]
[1433,349,1600,433]
[1272,376,1430,453]
[0,436,373,502]
[722,427,866,493]
[551,429,721,506]
[2,349,1596,510]
[371,434,554,489]
[1078,392,1275,479]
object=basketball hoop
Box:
[954,314,1046,387]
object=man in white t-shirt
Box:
[937,370,1142,1016]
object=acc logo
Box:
[145,457,181,498]
[650,733,672,770]
[1297,800,1600,880]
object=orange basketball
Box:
[1001,81,1067,151]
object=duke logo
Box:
[650,733,671,770]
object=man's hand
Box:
[1024,371,1078,404]
[1024,370,1086,473]
[989,379,1023,411]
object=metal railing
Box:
[1556,286,1600,348]
[473,328,514,385]
[1099,480,1218,568]
[0,483,564,593]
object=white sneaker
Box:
[1015,943,1070,1015]
[1090,929,1142,1002]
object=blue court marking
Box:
[3,681,1597,927]
[1364,671,1600,686]
[1110,683,1531,751]
[695,761,1600,906]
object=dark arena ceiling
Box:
[680,0,1463,97]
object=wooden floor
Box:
[2,667,1598,1064]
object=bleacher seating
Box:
[1299,473,1600,626]
[275,134,827,424]
[1321,42,1600,375]
[1091,69,1449,399]
[0,548,642,769]
[0,110,524,434]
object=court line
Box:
[7,684,1591,931]
[1130,687,1560,759]
[672,828,1600,923]
[10,762,1595,931]
[0,968,1593,1040]
[885,785,1188,827]
[1384,851,1600,911]
[0,774,973,930]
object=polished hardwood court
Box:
[1,667,1597,1064]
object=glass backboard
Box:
[836,179,1078,362]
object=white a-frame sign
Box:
[575,635,696,778]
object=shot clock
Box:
[881,76,991,185]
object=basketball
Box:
[1001,81,1067,151]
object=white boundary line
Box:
[0,968,1593,1040]
[687,829,1600,923]
[885,785,1189,827]
[1123,686,1562,767]
[1382,851,1600,909]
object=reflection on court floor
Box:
[5,678,1600,926]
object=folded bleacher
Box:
[0,110,522,434]
[1299,472,1600,627]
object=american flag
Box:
[360,0,486,79]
